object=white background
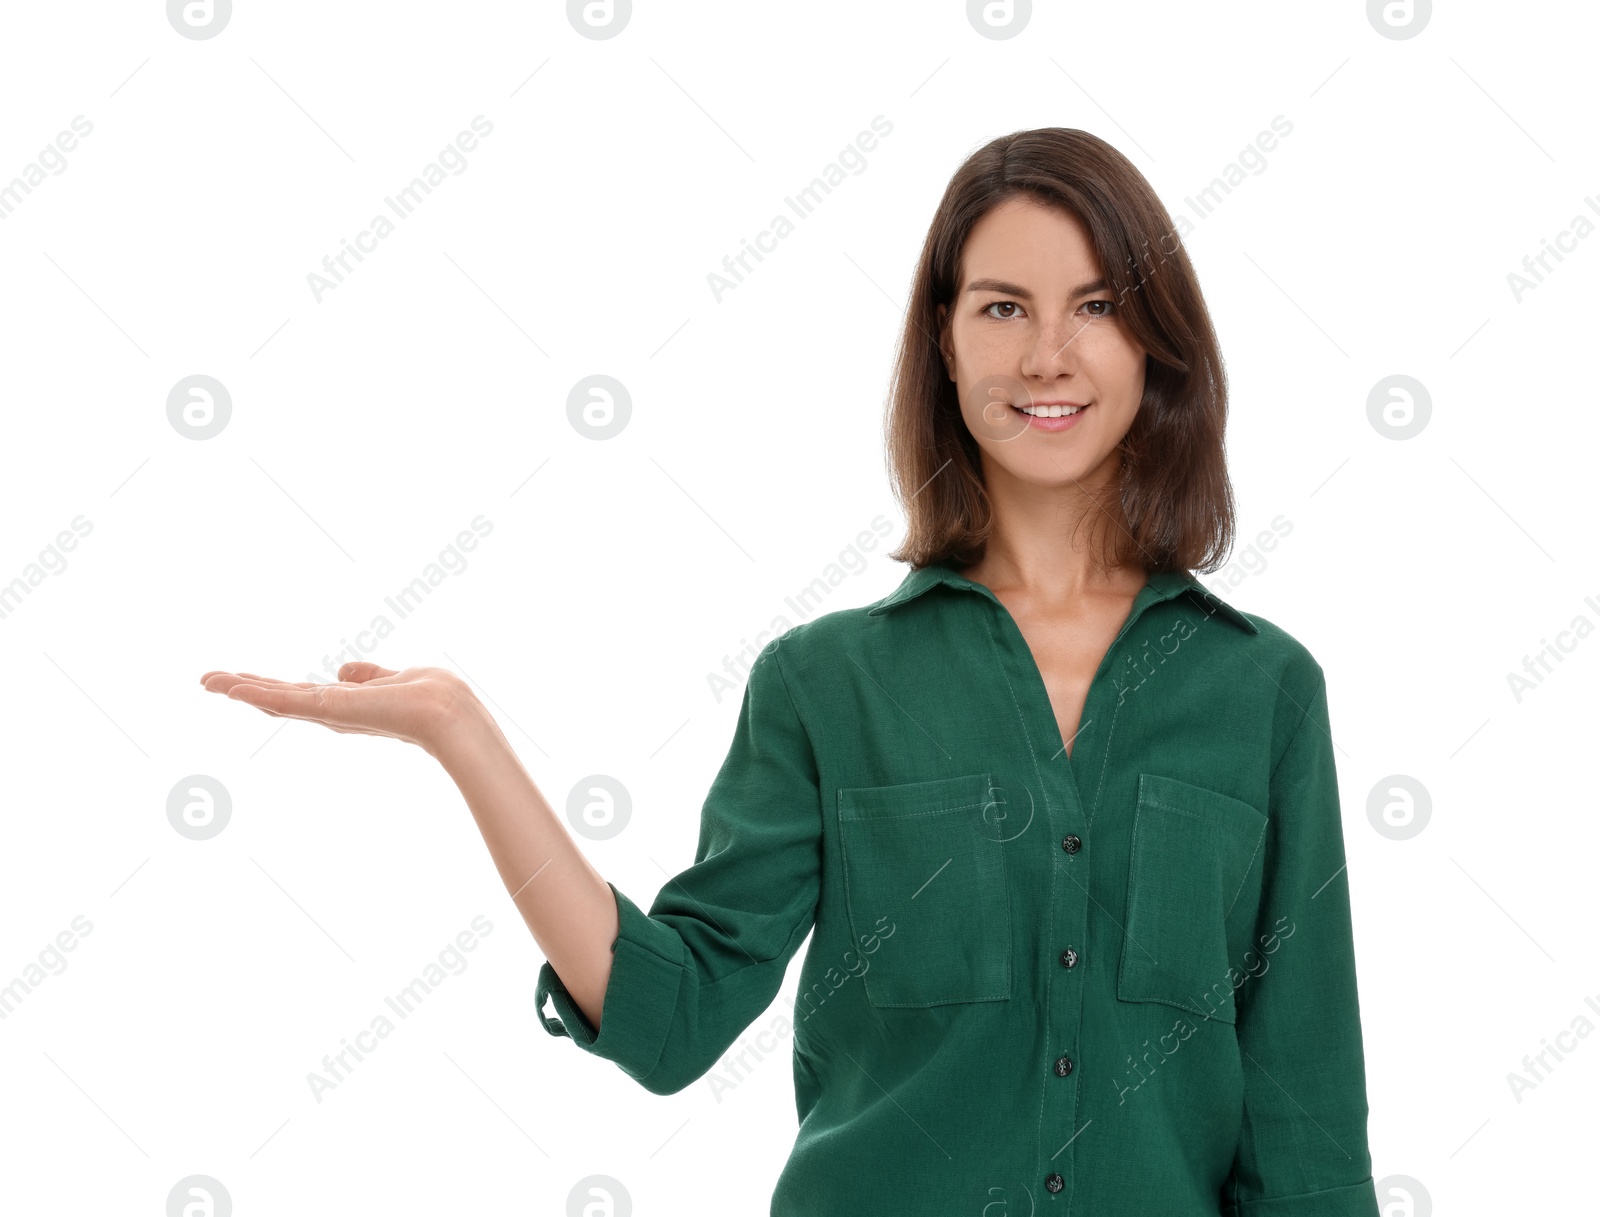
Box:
[1,1,1595,1213]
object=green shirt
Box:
[535,560,1380,1216]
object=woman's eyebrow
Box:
[964,276,1109,301]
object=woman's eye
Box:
[983,299,1114,320]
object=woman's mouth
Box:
[1011,402,1089,432]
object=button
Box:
[1045,1172,1065,1194]
[1059,947,1078,969]
[1061,834,1081,854]
[1054,1055,1074,1077]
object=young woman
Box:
[202,128,1379,1216]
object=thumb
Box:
[338,661,399,683]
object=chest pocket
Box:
[1116,772,1267,1025]
[837,772,1011,1008]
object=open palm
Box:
[199,662,469,756]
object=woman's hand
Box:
[201,656,621,1030]
[199,661,477,759]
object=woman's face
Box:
[936,194,1147,493]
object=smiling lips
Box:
[1013,400,1089,431]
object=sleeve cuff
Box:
[534,881,685,1086]
[1223,1178,1379,1217]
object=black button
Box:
[1054,1055,1073,1077]
[1045,1172,1065,1194]
[1062,834,1081,854]
[1059,947,1078,969]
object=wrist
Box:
[425,683,504,769]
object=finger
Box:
[225,695,392,735]
[224,680,368,728]
[223,693,344,728]
[247,705,394,736]
[205,673,333,693]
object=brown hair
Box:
[884,127,1236,577]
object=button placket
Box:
[976,572,1178,1207]
[1043,781,1088,1202]
[983,602,1092,1205]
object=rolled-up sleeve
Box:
[534,637,822,1096]
[1223,671,1380,1217]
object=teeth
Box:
[1018,403,1084,417]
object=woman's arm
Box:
[200,661,618,1029]
[1224,670,1380,1217]
[530,635,824,1094]
[205,640,825,1096]
[431,697,619,1030]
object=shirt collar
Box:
[867,559,1259,635]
